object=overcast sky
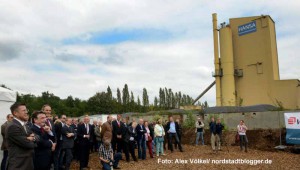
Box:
[0,0,299,106]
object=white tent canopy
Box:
[0,87,16,161]
[0,87,16,118]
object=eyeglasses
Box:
[9,117,14,119]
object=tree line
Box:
[2,84,208,117]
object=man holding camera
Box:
[195,117,205,145]
[99,140,122,170]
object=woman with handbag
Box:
[144,121,154,158]
[154,119,166,157]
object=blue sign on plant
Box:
[238,21,257,36]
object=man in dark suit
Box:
[42,104,56,134]
[54,114,66,170]
[121,117,130,162]
[42,104,56,168]
[112,114,125,153]
[1,114,14,170]
[31,111,55,170]
[77,115,91,170]
[136,119,146,160]
[70,118,79,161]
[61,118,76,170]
[89,120,97,153]
[165,116,183,152]
[6,103,36,170]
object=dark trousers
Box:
[168,133,182,152]
[112,138,123,153]
[137,139,146,159]
[123,142,130,161]
[79,141,90,169]
[54,141,64,170]
[128,141,137,161]
[94,140,99,151]
[34,151,52,170]
[239,135,248,150]
[61,148,73,170]
[101,152,122,170]
[73,140,80,161]
[174,133,181,149]
[1,150,8,170]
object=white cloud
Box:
[0,0,299,107]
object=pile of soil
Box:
[70,144,300,170]
[181,128,288,151]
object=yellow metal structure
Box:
[219,26,236,106]
[213,14,300,109]
[212,13,222,106]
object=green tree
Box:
[137,96,141,112]
[142,88,149,109]
[117,88,122,104]
[154,96,158,110]
[122,84,130,112]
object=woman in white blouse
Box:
[154,118,165,156]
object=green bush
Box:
[183,111,195,128]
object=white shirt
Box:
[14,117,25,126]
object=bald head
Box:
[139,119,144,125]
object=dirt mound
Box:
[70,144,300,170]
[181,128,288,151]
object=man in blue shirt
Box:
[166,116,183,153]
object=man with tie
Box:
[31,111,55,170]
[136,119,146,160]
[112,114,125,153]
[6,103,36,170]
[77,115,91,170]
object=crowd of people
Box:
[0,102,249,170]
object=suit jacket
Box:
[31,124,54,170]
[148,124,155,139]
[1,121,8,150]
[165,121,180,134]
[45,119,56,142]
[90,124,96,142]
[77,123,91,145]
[126,126,137,143]
[101,121,112,142]
[70,124,78,132]
[6,119,35,170]
[54,121,63,143]
[136,124,146,141]
[61,125,76,149]
[94,125,102,142]
[112,120,125,140]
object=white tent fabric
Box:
[0,87,16,121]
[0,87,16,161]
[0,87,16,102]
